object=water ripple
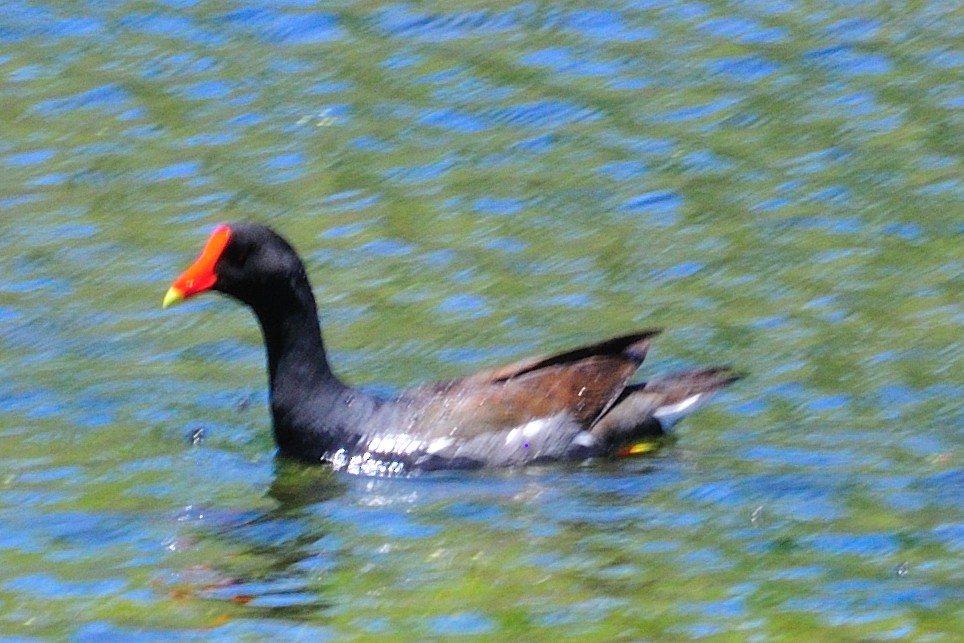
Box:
[487,100,601,129]
[32,84,132,116]
[218,8,345,44]
[375,6,519,41]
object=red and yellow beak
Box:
[162,225,232,308]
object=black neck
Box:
[246,277,349,416]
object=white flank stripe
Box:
[426,437,455,454]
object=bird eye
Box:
[230,244,251,267]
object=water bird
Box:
[163,223,738,473]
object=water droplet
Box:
[188,427,204,445]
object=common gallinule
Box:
[163,224,738,474]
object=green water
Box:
[0,1,961,640]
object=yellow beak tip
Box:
[162,287,185,309]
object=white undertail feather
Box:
[653,393,707,430]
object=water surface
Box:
[0,0,961,639]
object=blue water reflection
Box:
[219,8,345,45]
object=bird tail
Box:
[644,367,742,429]
[590,367,741,446]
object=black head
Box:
[212,224,308,305]
[164,223,309,309]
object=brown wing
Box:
[403,330,662,440]
[445,329,661,386]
